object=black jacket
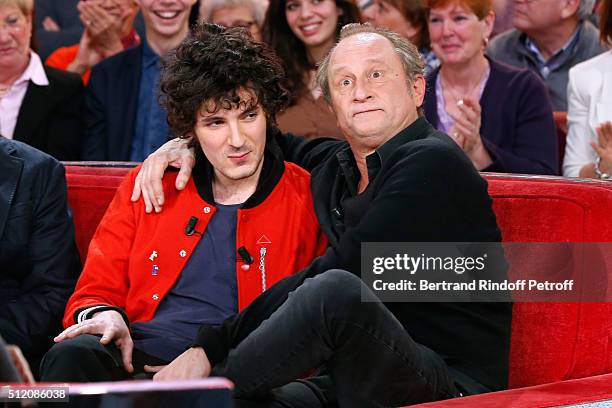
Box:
[13,65,84,161]
[82,45,143,161]
[195,118,512,393]
[0,137,80,365]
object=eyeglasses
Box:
[218,20,258,31]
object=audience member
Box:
[46,0,140,85]
[200,0,266,41]
[0,0,84,161]
[82,0,196,161]
[34,0,83,60]
[487,0,605,111]
[263,0,361,140]
[0,136,80,373]
[361,0,440,74]
[132,24,511,407]
[563,0,612,178]
[40,24,326,384]
[424,0,558,174]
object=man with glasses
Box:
[487,0,605,110]
[200,0,265,41]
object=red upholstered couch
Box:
[64,164,612,407]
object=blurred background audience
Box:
[82,0,197,161]
[487,0,605,111]
[264,0,360,140]
[563,0,612,178]
[0,0,84,161]
[200,0,265,41]
[46,0,141,84]
[34,0,82,60]
[423,0,558,174]
[360,0,440,74]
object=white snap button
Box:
[203,207,211,214]
[179,250,187,257]
[152,294,159,301]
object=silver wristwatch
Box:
[595,156,612,180]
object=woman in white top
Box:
[562,0,612,179]
[0,0,83,160]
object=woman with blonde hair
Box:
[0,0,83,160]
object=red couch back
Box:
[65,165,612,389]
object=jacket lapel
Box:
[0,140,24,239]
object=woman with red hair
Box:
[423,0,558,174]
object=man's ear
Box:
[560,0,580,19]
[411,75,426,108]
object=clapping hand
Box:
[448,98,492,170]
[591,121,612,175]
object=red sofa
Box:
[64,164,612,407]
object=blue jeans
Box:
[213,270,459,407]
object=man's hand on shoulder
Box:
[131,138,196,213]
[145,347,211,381]
[54,310,134,373]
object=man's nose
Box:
[353,78,373,102]
[228,123,247,148]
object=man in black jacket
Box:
[0,136,80,373]
[133,24,512,407]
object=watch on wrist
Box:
[595,156,612,180]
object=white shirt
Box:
[563,51,612,177]
[0,50,49,139]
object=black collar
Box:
[335,117,431,190]
[192,128,286,209]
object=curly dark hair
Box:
[262,0,361,104]
[160,23,290,139]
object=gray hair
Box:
[577,0,596,19]
[200,0,266,27]
[317,23,425,107]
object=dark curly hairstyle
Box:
[262,0,361,104]
[160,23,290,139]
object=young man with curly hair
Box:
[39,23,327,383]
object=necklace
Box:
[440,63,490,105]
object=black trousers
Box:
[39,334,167,382]
[38,332,331,407]
[213,270,459,408]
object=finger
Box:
[143,365,166,373]
[141,162,158,213]
[591,141,605,157]
[455,102,479,124]
[62,321,101,341]
[149,159,166,211]
[460,97,482,115]
[175,154,195,191]
[131,168,143,202]
[453,122,476,140]
[99,325,116,345]
[118,339,134,373]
